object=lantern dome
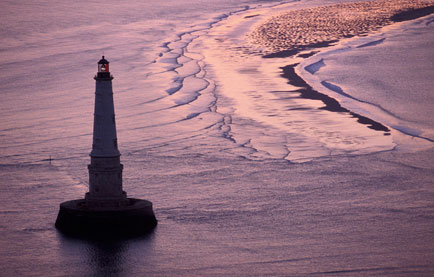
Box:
[98,56,109,65]
[96,56,111,78]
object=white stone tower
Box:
[55,56,157,237]
[86,56,126,204]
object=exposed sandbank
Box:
[250,0,434,56]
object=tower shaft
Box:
[86,59,126,203]
[90,76,119,157]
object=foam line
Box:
[391,125,434,143]
[320,81,406,121]
[319,78,432,143]
[356,38,385,48]
[305,59,325,74]
[321,81,358,101]
[282,64,390,132]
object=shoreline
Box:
[252,1,434,136]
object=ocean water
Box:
[1,0,434,276]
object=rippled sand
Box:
[250,0,434,53]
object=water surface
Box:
[1,0,434,275]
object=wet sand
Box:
[250,0,434,56]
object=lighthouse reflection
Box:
[86,231,156,276]
[57,229,156,275]
[86,240,127,276]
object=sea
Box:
[0,0,433,276]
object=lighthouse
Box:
[86,56,125,205]
[55,56,157,237]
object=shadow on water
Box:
[280,63,390,133]
[390,6,434,22]
[263,40,339,59]
[55,227,157,276]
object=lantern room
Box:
[98,56,109,72]
[97,56,111,78]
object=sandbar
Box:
[250,0,434,57]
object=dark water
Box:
[1,150,434,276]
[1,0,434,276]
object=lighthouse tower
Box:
[86,56,126,205]
[55,56,157,237]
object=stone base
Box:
[55,198,157,238]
